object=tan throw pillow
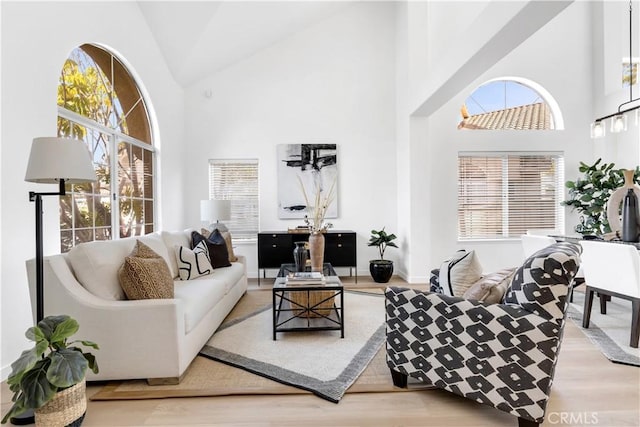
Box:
[463,268,516,304]
[201,228,238,263]
[118,240,174,300]
[221,231,238,262]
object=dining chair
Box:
[580,240,640,348]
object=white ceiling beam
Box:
[412,0,574,117]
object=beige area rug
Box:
[91,288,431,402]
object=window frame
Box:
[57,44,155,252]
[460,77,564,130]
[457,151,565,241]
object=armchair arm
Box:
[385,286,565,424]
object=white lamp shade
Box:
[200,199,231,222]
[611,114,628,133]
[590,121,605,139]
[25,137,97,183]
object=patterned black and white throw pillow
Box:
[429,268,442,293]
[175,240,213,280]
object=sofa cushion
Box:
[208,261,246,293]
[192,230,231,268]
[68,239,133,300]
[463,268,516,304]
[175,241,213,280]
[68,233,169,300]
[137,233,174,272]
[202,228,238,263]
[503,242,581,321]
[174,276,227,333]
[67,233,169,300]
[437,250,483,297]
[118,240,174,300]
[161,229,193,278]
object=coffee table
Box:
[272,266,344,340]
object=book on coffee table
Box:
[285,272,326,286]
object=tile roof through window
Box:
[458,102,553,130]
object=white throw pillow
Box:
[161,229,193,278]
[438,250,483,297]
[175,241,213,280]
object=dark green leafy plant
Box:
[562,159,639,235]
[1,315,99,424]
[367,228,398,260]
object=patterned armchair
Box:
[386,242,581,427]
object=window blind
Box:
[208,159,259,240]
[457,152,564,240]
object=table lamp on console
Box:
[200,199,231,232]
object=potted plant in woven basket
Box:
[1,315,99,426]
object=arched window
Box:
[458,77,564,130]
[57,44,155,252]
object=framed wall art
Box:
[277,143,338,219]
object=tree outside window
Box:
[57,44,154,252]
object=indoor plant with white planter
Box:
[1,315,99,426]
[368,227,398,283]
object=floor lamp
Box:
[12,137,96,425]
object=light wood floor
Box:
[3,277,639,426]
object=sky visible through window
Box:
[465,81,543,116]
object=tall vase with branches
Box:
[298,175,337,271]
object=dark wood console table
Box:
[257,230,357,284]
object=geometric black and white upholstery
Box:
[386,242,581,427]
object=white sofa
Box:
[26,230,248,384]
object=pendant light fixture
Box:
[591,1,639,138]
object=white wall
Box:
[423,1,594,272]
[394,1,434,283]
[0,1,184,379]
[395,2,411,281]
[183,2,398,278]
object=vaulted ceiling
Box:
[137,1,353,87]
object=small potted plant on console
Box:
[368,227,398,283]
